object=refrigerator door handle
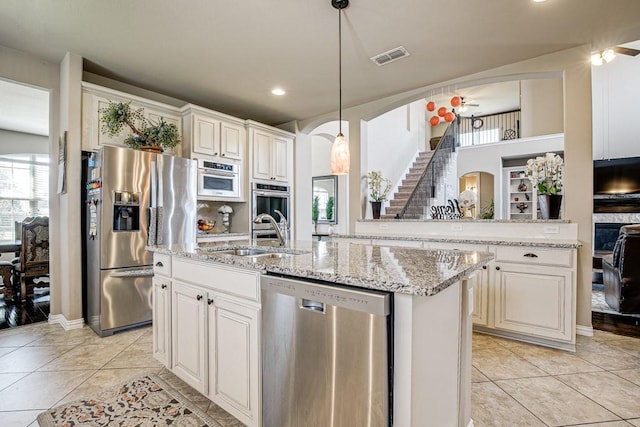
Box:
[109,269,155,278]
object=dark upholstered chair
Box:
[603,224,640,313]
[0,261,16,302]
[12,216,50,299]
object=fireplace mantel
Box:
[593,213,640,224]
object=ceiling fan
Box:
[457,96,479,113]
[592,45,640,65]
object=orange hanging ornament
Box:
[437,106,447,117]
[426,101,436,112]
[444,112,455,122]
[429,116,440,126]
[450,96,461,107]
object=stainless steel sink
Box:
[214,248,273,256]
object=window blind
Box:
[0,154,49,240]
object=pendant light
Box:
[330,0,350,175]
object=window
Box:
[0,154,49,240]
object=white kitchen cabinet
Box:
[490,245,576,347]
[182,105,246,161]
[247,121,294,184]
[152,277,172,366]
[503,166,538,220]
[153,255,261,426]
[152,253,172,366]
[492,263,573,342]
[469,263,491,327]
[207,296,259,425]
[81,82,183,154]
[171,280,208,394]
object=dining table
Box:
[0,239,21,256]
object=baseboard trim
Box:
[576,324,594,337]
[48,314,84,330]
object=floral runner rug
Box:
[37,374,223,427]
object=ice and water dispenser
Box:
[113,191,140,231]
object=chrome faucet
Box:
[254,213,287,246]
[274,209,288,236]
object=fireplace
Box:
[592,213,640,272]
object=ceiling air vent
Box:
[370,46,410,66]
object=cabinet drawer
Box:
[495,246,572,267]
[153,253,172,277]
[173,259,260,301]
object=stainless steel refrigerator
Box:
[84,145,196,336]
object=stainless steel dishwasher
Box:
[261,274,392,427]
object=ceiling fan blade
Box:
[466,103,480,107]
[613,46,640,56]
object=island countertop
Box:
[147,239,494,297]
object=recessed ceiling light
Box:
[532,0,547,2]
[271,88,286,96]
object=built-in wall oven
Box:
[197,158,240,199]
[252,183,290,238]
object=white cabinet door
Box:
[272,135,290,182]
[193,113,221,156]
[493,264,573,341]
[252,130,273,181]
[171,281,207,394]
[220,120,244,160]
[207,296,260,426]
[152,277,172,366]
[471,264,490,326]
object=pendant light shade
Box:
[330,132,350,175]
[330,0,349,175]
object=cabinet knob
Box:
[161,284,167,289]
[495,266,501,271]
[155,261,163,267]
[197,295,203,301]
[221,153,225,157]
[523,253,538,258]
[207,298,214,305]
[482,265,487,270]
[213,152,218,156]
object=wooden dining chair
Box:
[12,216,50,299]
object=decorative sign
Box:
[431,199,463,220]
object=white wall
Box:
[0,129,49,154]
[457,134,564,219]
[520,78,564,138]
[592,50,640,160]
[0,44,62,317]
[367,100,426,190]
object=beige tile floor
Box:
[0,323,639,426]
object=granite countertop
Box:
[333,234,582,248]
[148,239,494,297]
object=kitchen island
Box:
[148,239,494,427]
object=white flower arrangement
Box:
[367,171,392,202]
[525,152,563,195]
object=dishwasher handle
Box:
[301,298,325,313]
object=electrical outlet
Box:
[544,225,560,234]
[451,224,463,232]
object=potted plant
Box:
[312,196,319,232]
[367,171,392,219]
[525,152,563,219]
[99,101,181,153]
[326,196,334,222]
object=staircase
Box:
[382,151,434,219]
[383,120,459,219]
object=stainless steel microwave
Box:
[197,159,240,199]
